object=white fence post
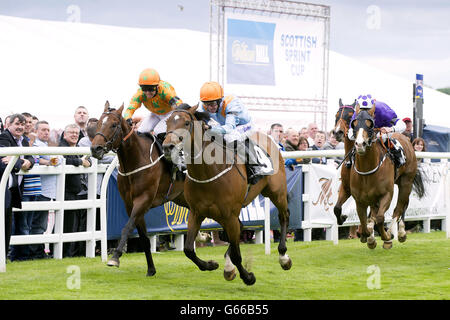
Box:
[0,155,19,272]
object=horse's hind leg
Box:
[135,216,156,276]
[265,187,292,270]
[184,211,219,271]
[391,178,413,243]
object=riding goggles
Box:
[140,85,158,92]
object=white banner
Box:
[224,12,325,99]
[305,162,449,225]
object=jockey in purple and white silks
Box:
[348,94,406,167]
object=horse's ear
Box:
[355,101,360,115]
[104,100,110,112]
[118,103,124,114]
[190,104,199,114]
[339,98,343,107]
[351,99,357,108]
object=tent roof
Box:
[1,15,449,132]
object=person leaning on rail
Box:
[0,114,35,261]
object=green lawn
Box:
[0,231,448,300]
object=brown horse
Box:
[331,98,356,225]
[162,104,292,285]
[90,101,188,276]
[349,103,425,249]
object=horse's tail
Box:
[412,167,426,199]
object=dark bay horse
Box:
[162,104,291,286]
[349,103,425,249]
[90,101,188,276]
[331,98,356,225]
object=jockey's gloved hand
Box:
[208,126,226,136]
[126,118,133,127]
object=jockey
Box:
[124,68,183,136]
[198,81,273,184]
[348,94,406,167]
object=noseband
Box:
[94,110,132,153]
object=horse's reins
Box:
[95,110,163,176]
[168,109,235,184]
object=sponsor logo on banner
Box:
[312,177,334,212]
[227,19,275,85]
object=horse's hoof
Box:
[242,272,256,286]
[398,234,407,243]
[207,260,219,271]
[360,236,367,244]
[146,269,156,277]
[224,268,236,281]
[107,258,120,267]
[367,239,377,250]
[383,241,393,250]
[279,254,292,270]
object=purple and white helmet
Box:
[356,94,375,109]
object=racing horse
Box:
[331,98,356,226]
[349,103,425,249]
[90,101,188,276]
[162,104,292,286]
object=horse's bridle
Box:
[335,106,354,136]
[351,110,376,146]
[94,110,132,153]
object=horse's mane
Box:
[175,103,211,124]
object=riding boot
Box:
[387,138,406,168]
[244,139,274,185]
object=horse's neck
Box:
[354,143,382,170]
[117,132,153,170]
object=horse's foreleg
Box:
[356,202,371,244]
[375,193,394,249]
[224,217,256,286]
[135,216,156,277]
[334,183,351,225]
[107,214,136,268]
[184,211,218,271]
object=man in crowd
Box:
[0,114,34,260]
[268,123,284,150]
[306,123,318,147]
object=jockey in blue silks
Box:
[198,81,273,184]
[347,94,406,167]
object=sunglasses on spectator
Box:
[140,85,157,92]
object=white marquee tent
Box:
[1,15,449,132]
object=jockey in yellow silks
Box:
[124,68,183,134]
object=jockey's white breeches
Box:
[137,111,174,135]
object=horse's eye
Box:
[185,121,190,127]
[111,123,117,128]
